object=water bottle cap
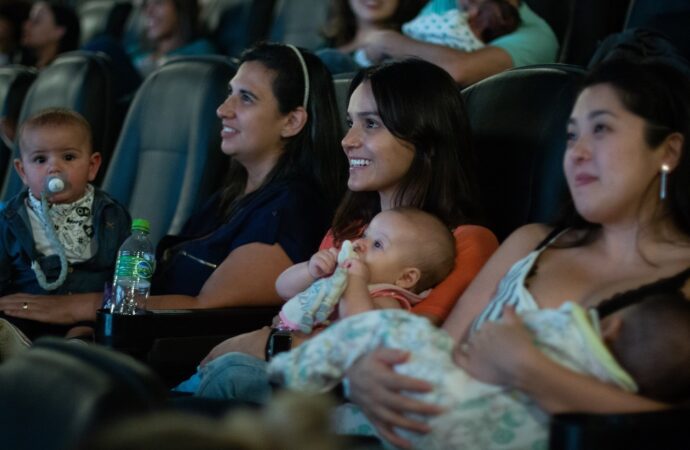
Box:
[131,218,150,233]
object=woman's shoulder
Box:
[500,223,555,254]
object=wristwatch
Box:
[265,328,293,361]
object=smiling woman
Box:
[183,59,498,403]
[147,43,347,305]
[0,44,347,334]
[344,59,690,448]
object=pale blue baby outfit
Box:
[268,235,637,450]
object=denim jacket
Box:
[0,189,131,295]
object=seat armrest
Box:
[549,408,690,450]
[96,307,279,385]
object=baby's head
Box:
[602,291,690,403]
[353,207,455,294]
[464,0,521,43]
[14,108,101,204]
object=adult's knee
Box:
[197,352,272,404]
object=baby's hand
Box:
[345,258,370,282]
[308,248,339,279]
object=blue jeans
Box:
[183,352,273,404]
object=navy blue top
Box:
[151,177,332,297]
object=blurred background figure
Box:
[0,0,30,66]
[318,0,424,73]
[129,0,217,77]
[21,0,80,69]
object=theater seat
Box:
[462,64,586,241]
[333,72,354,132]
[0,51,121,200]
[202,0,274,57]
[0,65,36,189]
[268,0,330,50]
[524,0,574,46]
[624,0,690,29]
[0,337,166,450]
[557,0,630,66]
[550,409,690,450]
[101,55,235,245]
[78,0,133,45]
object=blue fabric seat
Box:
[268,0,330,50]
[101,55,236,245]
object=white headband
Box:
[286,44,310,109]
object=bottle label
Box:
[115,255,154,280]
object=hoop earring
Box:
[660,164,670,200]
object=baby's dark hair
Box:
[391,207,456,293]
[475,0,521,43]
[18,108,93,155]
[609,291,690,403]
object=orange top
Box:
[318,224,498,323]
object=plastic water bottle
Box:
[110,219,155,315]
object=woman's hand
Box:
[347,348,443,449]
[201,326,272,365]
[308,248,339,279]
[455,306,541,389]
[0,293,100,324]
[361,30,404,63]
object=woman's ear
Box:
[280,107,308,139]
[394,267,421,291]
[660,132,684,171]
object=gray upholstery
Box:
[0,337,166,450]
[0,51,121,200]
[0,66,36,189]
[462,64,586,241]
[78,0,133,44]
[101,55,236,245]
[202,0,275,57]
[269,0,330,49]
[333,72,354,133]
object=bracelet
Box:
[265,327,293,361]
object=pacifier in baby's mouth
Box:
[44,174,69,195]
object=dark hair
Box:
[475,0,521,43]
[219,42,347,217]
[0,0,30,55]
[332,58,481,243]
[322,0,425,48]
[553,59,690,243]
[44,1,80,54]
[610,291,690,403]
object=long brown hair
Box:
[332,58,482,244]
[218,42,347,219]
